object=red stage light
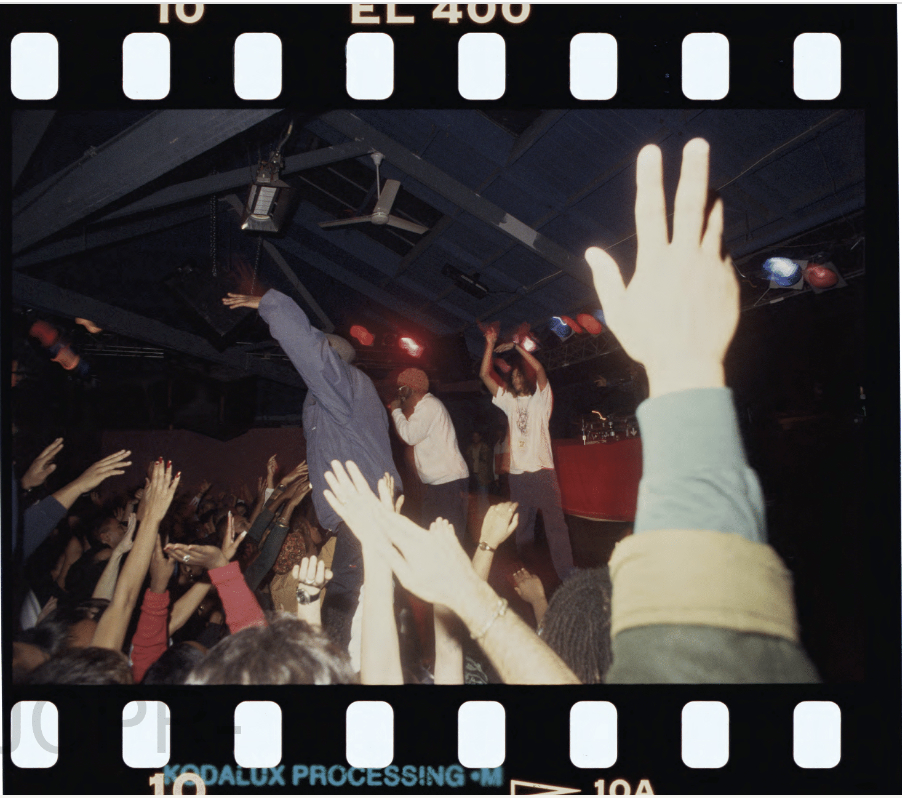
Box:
[577,313,604,335]
[561,315,584,334]
[399,336,423,358]
[350,325,375,346]
[804,264,839,289]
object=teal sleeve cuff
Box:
[634,388,765,543]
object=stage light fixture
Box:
[560,315,584,334]
[804,261,846,292]
[549,316,574,341]
[350,325,375,346]
[577,313,604,335]
[399,336,423,358]
[521,335,538,352]
[241,124,296,233]
[442,264,489,300]
[763,257,805,288]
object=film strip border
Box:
[2,4,881,107]
[3,686,889,795]
[10,26,842,104]
[3,3,898,796]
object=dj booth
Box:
[552,437,643,522]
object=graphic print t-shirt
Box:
[492,382,554,474]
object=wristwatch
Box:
[296,585,321,605]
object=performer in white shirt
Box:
[390,368,470,544]
[479,327,575,581]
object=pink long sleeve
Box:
[131,589,171,683]
[209,561,268,633]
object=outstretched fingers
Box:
[672,138,712,247]
[635,143,669,251]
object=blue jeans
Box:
[509,468,575,580]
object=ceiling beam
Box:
[13,109,281,255]
[99,139,373,223]
[318,111,595,289]
[13,204,209,269]
[388,214,455,282]
[269,235,460,335]
[505,110,566,167]
[12,274,304,388]
[12,110,55,188]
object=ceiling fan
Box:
[318,152,429,235]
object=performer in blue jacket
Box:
[224,289,402,649]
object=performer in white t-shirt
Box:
[479,327,575,580]
[390,368,470,544]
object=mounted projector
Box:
[442,263,489,299]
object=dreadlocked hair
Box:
[538,566,613,684]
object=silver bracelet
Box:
[477,541,495,552]
[470,597,508,641]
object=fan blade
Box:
[372,179,401,218]
[386,215,430,235]
[319,215,375,229]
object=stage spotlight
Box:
[241,124,296,233]
[399,336,423,358]
[577,313,604,335]
[804,261,845,292]
[350,325,375,346]
[763,257,804,288]
[549,316,574,341]
[560,315,584,334]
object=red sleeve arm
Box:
[209,561,268,634]
[131,589,171,683]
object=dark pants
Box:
[509,468,575,580]
[421,478,469,546]
[321,521,363,650]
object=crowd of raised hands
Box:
[13,443,338,685]
[13,139,815,686]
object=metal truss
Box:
[535,334,620,372]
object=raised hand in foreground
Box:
[292,555,332,628]
[21,437,64,490]
[323,460,579,684]
[585,138,738,399]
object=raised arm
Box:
[513,342,547,391]
[323,461,579,685]
[20,448,133,561]
[50,449,133,512]
[322,470,404,685]
[130,534,177,683]
[92,460,179,652]
[471,501,519,581]
[478,326,502,397]
[585,138,817,683]
[20,437,64,491]
[227,290,354,423]
[92,513,136,601]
